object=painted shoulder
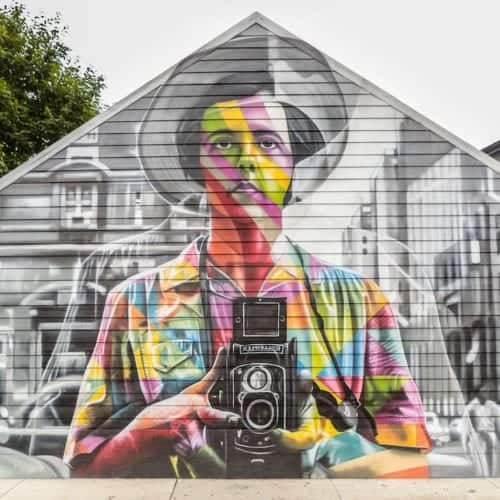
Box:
[306,253,383,299]
[289,239,373,288]
[107,243,198,298]
[320,263,365,282]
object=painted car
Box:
[449,418,465,441]
[425,411,450,447]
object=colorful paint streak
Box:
[199,95,294,295]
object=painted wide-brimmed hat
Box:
[138,34,351,210]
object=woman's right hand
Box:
[124,347,240,458]
[72,348,239,476]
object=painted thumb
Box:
[183,347,227,395]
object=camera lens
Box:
[248,368,268,390]
[246,399,274,431]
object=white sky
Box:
[18,0,500,150]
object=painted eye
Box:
[214,140,233,150]
[260,140,277,150]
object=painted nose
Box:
[237,155,257,175]
[236,141,258,178]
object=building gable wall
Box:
[0,13,497,478]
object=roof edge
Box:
[0,11,264,192]
[2,11,500,192]
[483,140,500,156]
[321,53,500,175]
[251,13,500,176]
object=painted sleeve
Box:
[360,278,432,450]
[63,284,145,466]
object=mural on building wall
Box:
[0,18,498,478]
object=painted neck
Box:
[207,207,282,295]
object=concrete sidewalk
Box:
[0,479,498,499]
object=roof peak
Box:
[1,11,499,192]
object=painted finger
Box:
[197,405,241,429]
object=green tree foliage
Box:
[0,2,105,175]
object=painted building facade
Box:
[0,13,498,478]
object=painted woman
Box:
[64,36,431,478]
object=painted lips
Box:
[230,181,260,194]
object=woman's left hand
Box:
[272,371,340,452]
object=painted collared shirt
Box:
[64,236,431,466]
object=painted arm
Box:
[64,283,237,477]
[70,347,238,477]
[276,272,432,477]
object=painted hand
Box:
[272,371,339,452]
[71,348,239,477]
[125,347,240,459]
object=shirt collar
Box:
[159,234,305,294]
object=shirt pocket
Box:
[152,338,195,373]
[148,318,206,394]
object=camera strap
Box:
[198,235,215,369]
[197,233,376,438]
[288,238,377,438]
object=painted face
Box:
[200,94,293,224]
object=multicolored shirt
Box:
[64,236,431,470]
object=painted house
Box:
[0,12,498,479]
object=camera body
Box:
[208,297,301,477]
